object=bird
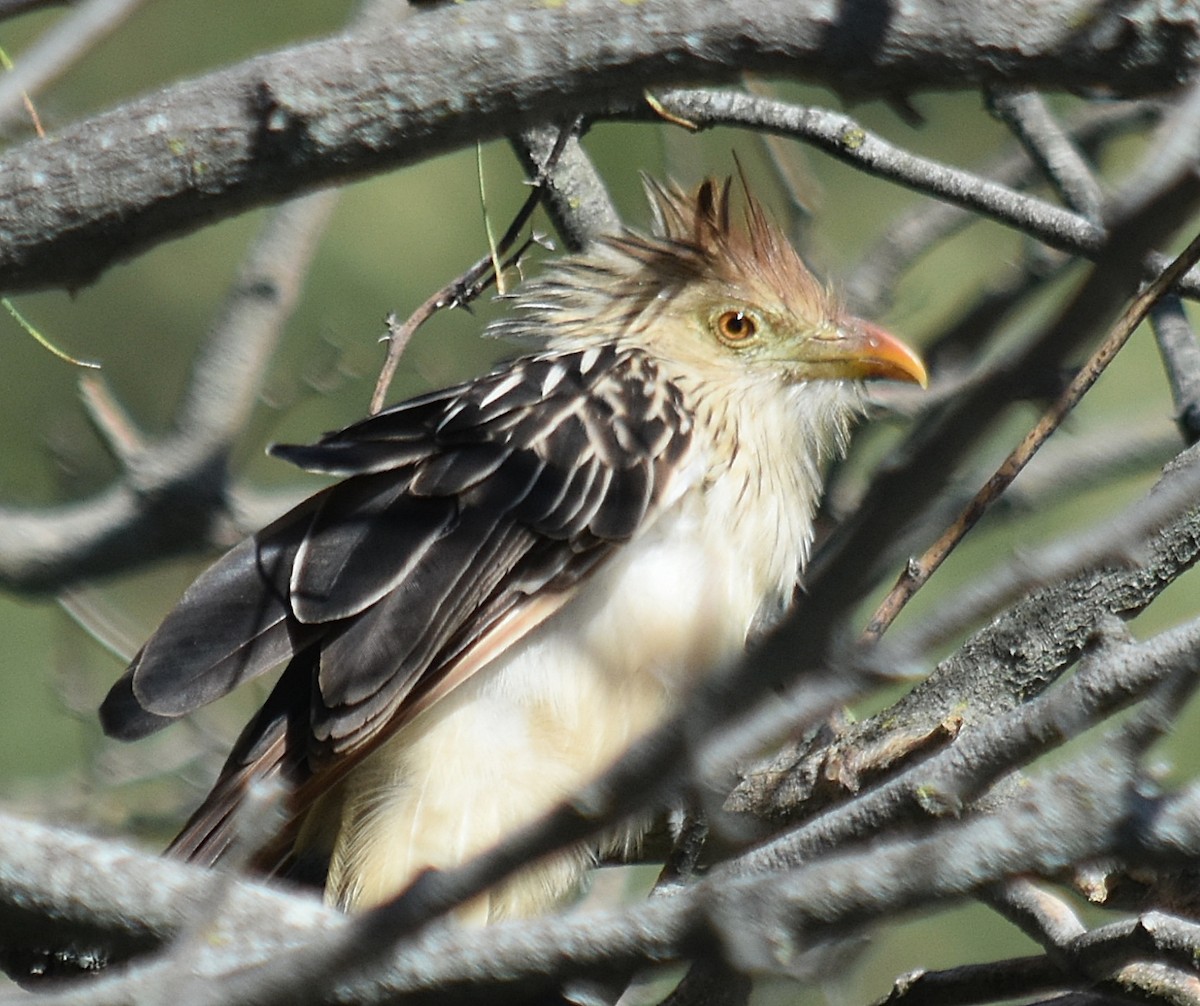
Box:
[99,175,927,922]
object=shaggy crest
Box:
[490,175,836,347]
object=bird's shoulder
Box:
[276,344,694,487]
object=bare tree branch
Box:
[0,0,1194,294]
[1152,295,1200,444]
[864,224,1200,640]
[2,4,1200,1005]
[511,122,621,252]
[845,100,1158,313]
[877,955,1069,1006]
[987,88,1105,221]
[0,187,338,590]
[638,88,1200,301]
[33,483,1199,1001]
[728,446,1200,842]
[877,456,1200,665]
[9,728,1200,1005]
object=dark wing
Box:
[100,345,694,867]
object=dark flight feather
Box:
[100,498,323,736]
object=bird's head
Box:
[495,174,926,392]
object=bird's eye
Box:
[715,309,759,343]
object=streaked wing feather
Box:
[298,348,694,759]
[590,460,654,540]
[420,535,613,690]
[267,390,456,477]
[115,346,694,871]
[271,439,429,477]
[408,442,511,496]
[544,458,608,539]
[99,668,174,741]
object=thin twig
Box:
[995,421,1177,511]
[984,878,1087,951]
[368,129,571,412]
[1071,913,1200,977]
[0,189,340,590]
[1012,898,1200,1006]
[861,226,1200,644]
[846,100,1156,312]
[0,0,148,135]
[743,76,819,227]
[637,89,1200,301]
[56,587,141,663]
[77,372,145,466]
[367,231,543,413]
[739,610,1200,876]
[511,119,621,251]
[873,450,1200,665]
[917,252,1068,373]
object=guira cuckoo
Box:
[100,177,926,921]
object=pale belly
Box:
[321,504,770,920]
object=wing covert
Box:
[298,346,695,755]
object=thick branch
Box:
[0,0,1194,293]
[11,747,1200,1006]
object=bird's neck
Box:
[672,369,864,628]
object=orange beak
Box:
[811,318,928,388]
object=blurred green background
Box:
[0,1,1196,1001]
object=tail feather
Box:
[165,652,317,877]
